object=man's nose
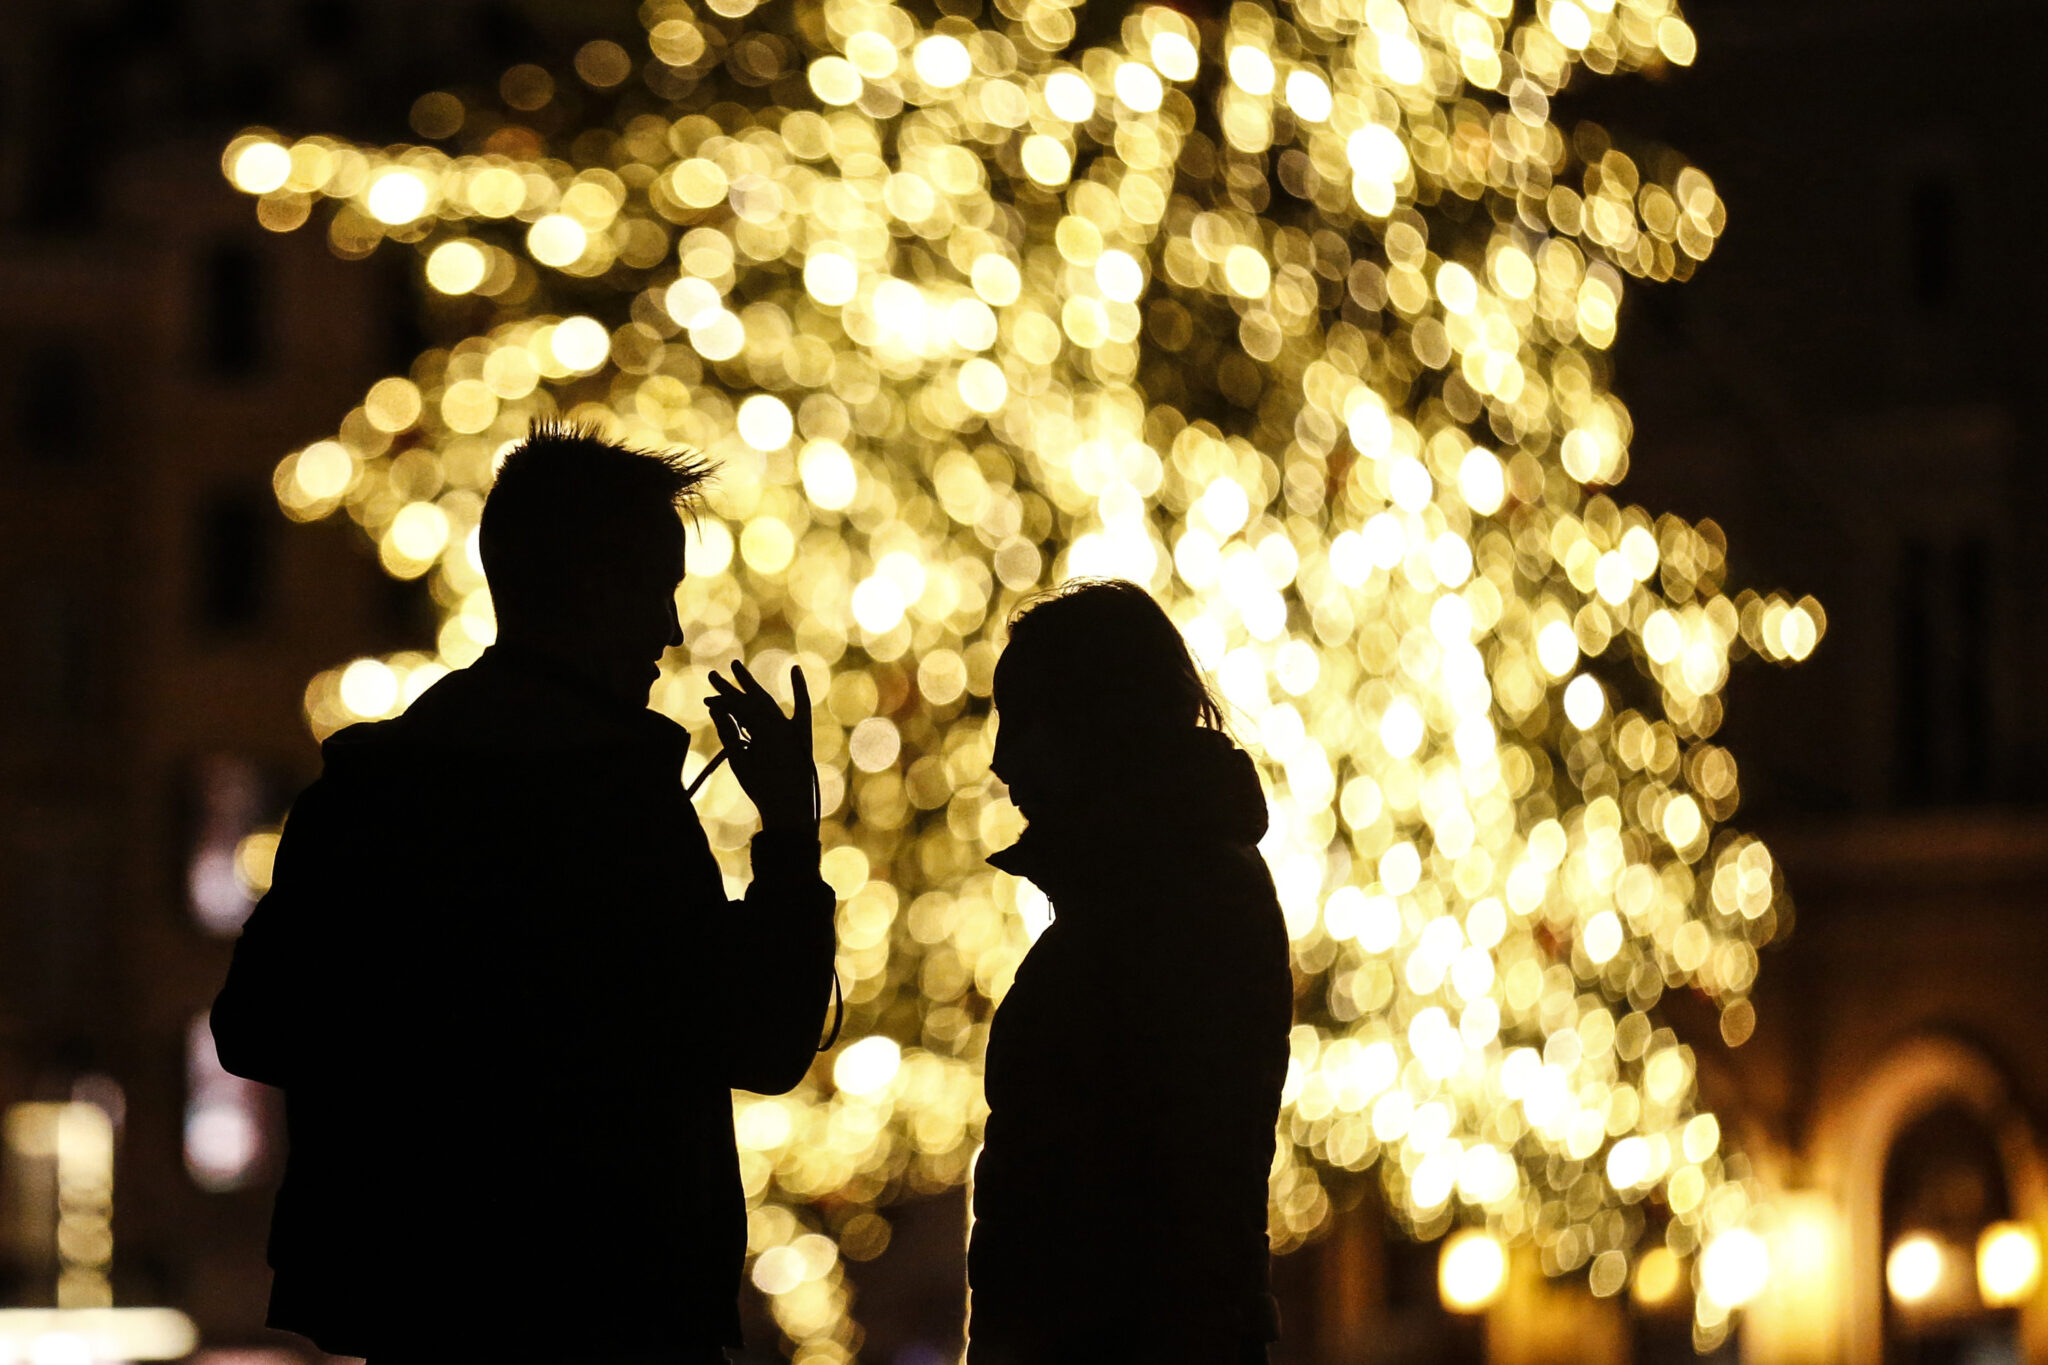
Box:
[667,599,685,650]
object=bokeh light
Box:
[1439,1227,1507,1312]
[1888,1234,1944,1306]
[1977,1222,2040,1308]
[228,0,1811,1353]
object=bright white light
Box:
[527,213,588,267]
[1347,125,1409,182]
[958,358,1008,413]
[389,500,450,561]
[738,394,795,451]
[800,441,859,511]
[550,315,610,371]
[1550,0,1593,50]
[1888,1234,1943,1304]
[1605,1136,1649,1189]
[1150,31,1199,81]
[1380,699,1424,758]
[338,659,398,717]
[912,35,971,87]
[1439,1229,1507,1311]
[1978,1222,2040,1307]
[1583,909,1622,964]
[664,279,720,330]
[1112,61,1162,112]
[1095,250,1144,303]
[851,576,907,634]
[804,250,859,306]
[365,168,428,224]
[230,142,292,193]
[833,1036,901,1096]
[1537,620,1579,676]
[1701,1228,1770,1308]
[1043,71,1094,123]
[1563,674,1605,729]
[1227,45,1275,95]
[1285,70,1332,121]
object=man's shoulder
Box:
[320,659,691,768]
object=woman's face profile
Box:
[991,699,1058,823]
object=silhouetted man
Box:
[212,422,835,1364]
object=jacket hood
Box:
[987,728,1269,886]
[319,645,690,775]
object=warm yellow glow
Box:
[832,1036,901,1097]
[799,440,858,511]
[1019,134,1071,186]
[1113,62,1163,113]
[1633,1245,1683,1306]
[292,441,353,500]
[6,1103,117,1309]
[425,240,489,295]
[550,316,610,371]
[1439,1229,1506,1312]
[1888,1235,1944,1305]
[1151,30,1199,82]
[738,395,795,452]
[805,250,859,307]
[0,1309,198,1362]
[1978,1222,2041,1308]
[1563,673,1606,728]
[912,35,971,88]
[1043,70,1093,122]
[527,213,588,268]
[389,501,451,562]
[1227,45,1276,95]
[227,0,1805,1347]
[365,168,429,225]
[1700,1228,1768,1308]
[1284,70,1332,122]
[338,658,399,718]
[229,141,291,194]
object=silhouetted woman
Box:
[968,579,1293,1364]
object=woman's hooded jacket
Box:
[968,727,1293,1363]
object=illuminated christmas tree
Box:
[225,0,1820,1354]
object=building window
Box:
[14,583,97,724]
[16,345,93,465]
[1894,538,1994,804]
[194,489,272,633]
[201,242,266,378]
[1908,177,1958,311]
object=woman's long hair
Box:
[993,579,1225,750]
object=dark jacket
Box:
[211,646,836,1357]
[968,730,1293,1363]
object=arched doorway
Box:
[1818,1034,2048,1365]
[1882,1103,2020,1363]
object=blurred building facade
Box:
[2,0,2046,1362]
[0,0,515,1352]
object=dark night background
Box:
[3,0,2046,1361]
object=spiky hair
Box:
[479,418,716,618]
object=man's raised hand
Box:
[704,660,816,832]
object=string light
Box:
[227,0,1815,1353]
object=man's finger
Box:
[732,659,777,708]
[790,665,811,727]
[709,708,740,748]
[707,699,754,745]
